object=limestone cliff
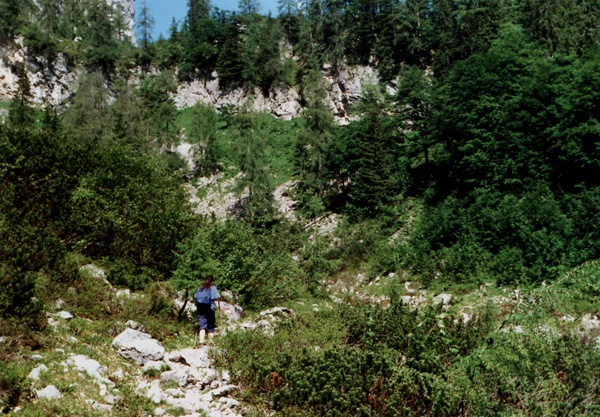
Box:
[174,65,381,123]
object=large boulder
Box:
[112,328,165,365]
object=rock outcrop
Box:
[174,65,381,122]
[0,37,79,105]
[108,0,136,43]
[112,328,166,365]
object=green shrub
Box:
[173,220,301,309]
[0,362,23,413]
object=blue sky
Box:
[135,0,279,40]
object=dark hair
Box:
[201,276,214,289]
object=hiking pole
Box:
[218,300,224,335]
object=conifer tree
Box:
[396,65,435,165]
[8,64,35,129]
[278,0,298,16]
[140,71,180,148]
[136,0,155,73]
[188,103,221,176]
[235,112,275,225]
[182,0,218,77]
[323,0,345,72]
[239,0,260,15]
[294,70,334,216]
[62,72,113,143]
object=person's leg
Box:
[198,313,208,348]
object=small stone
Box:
[160,369,190,387]
[125,320,144,331]
[116,289,131,298]
[56,311,74,320]
[48,317,60,327]
[27,364,48,380]
[210,384,238,398]
[36,385,62,400]
[210,380,221,389]
[111,369,124,380]
[31,354,43,361]
[433,294,452,305]
[154,407,166,416]
[54,299,66,309]
[219,397,240,408]
[145,380,163,404]
[92,403,112,412]
[143,361,165,372]
[104,395,117,404]
[165,388,184,398]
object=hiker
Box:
[194,276,220,348]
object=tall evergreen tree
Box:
[396,65,436,166]
[136,0,155,72]
[239,0,260,15]
[8,64,35,129]
[63,72,113,143]
[294,70,334,216]
[235,112,275,225]
[181,0,218,77]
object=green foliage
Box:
[298,233,341,293]
[8,63,35,129]
[293,70,335,217]
[0,362,23,413]
[173,220,301,309]
[140,71,180,148]
[187,103,222,176]
[67,142,192,276]
[326,87,407,220]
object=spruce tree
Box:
[136,0,155,73]
[294,70,334,217]
[8,64,35,129]
[235,112,275,225]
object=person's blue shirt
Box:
[209,286,220,311]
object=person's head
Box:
[201,276,214,289]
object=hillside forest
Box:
[1,0,600,416]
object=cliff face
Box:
[108,0,136,43]
[174,65,382,123]
[0,37,80,106]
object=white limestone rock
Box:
[112,328,165,365]
[160,368,190,387]
[582,314,600,333]
[145,380,163,404]
[166,348,211,369]
[125,320,145,331]
[55,311,74,320]
[35,385,62,400]
[62,354,112,385]
[27,364,48,380]
[433,294,452,305]
[142,360,165,373]
[220,301,244,323]
[80,264,110,286]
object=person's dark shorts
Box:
[197,303,216,333]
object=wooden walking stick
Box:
[218,300,224,335]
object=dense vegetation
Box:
[1,0,599,416]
